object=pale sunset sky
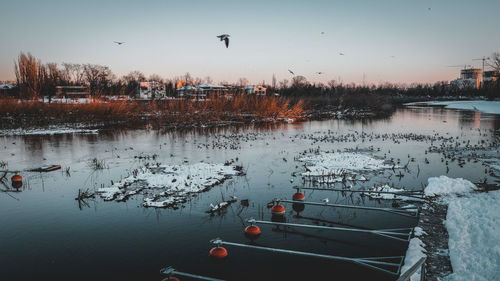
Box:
[1,0,499,85]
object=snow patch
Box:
[97,162,243,208]
[401,237,427,281]
[424,176,477,197]
[298,152,393,182]
[0,127,98,136]
[406,100,500,114]
[443,190,500,281]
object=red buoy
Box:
[244,225,261,236]
[271,204,285,215]
[292,192,305,201]
[209,246,228,259]
[11,174,22,183]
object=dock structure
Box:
[295,186,425,200]
[160,266,225,281]
[247,219,413,242]
[210,238,404,276]
[278,199,419,218]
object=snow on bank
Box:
[424,176,477,197]
[97,162,243,208]
[407,101,500,115]
[299,152,392,181]
[443,190,500,281]
[0,127,98,136]
[402,176,499,281]
[401,237,427,281]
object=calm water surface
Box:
[1,106,498,281]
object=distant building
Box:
[244,85,267,95]
[56,86,89,98]
[450,68,482,89]
[483,70,499,84]
[176,85,204,99]
[0,83,16,96]
[137,81,166,99]
[197,84,228,96]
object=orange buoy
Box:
[244,225,261,237]
[209,246,228,259]
[271,204,285,215]
[292,192,305,201]
[12,181,22,189]
[11,174,22,183]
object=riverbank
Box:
[0,96,394,135]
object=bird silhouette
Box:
[339,52,345,56]
[288,69,295,75]
[316,72,324,75]
[113,41,125,45]
[217,34,230,48]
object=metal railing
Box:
[397,257,426,281]
[279,199,419,218]
[247,218,412,242]
[160,266,225,281]
[210,238,404,276]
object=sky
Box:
[1,0,499,85]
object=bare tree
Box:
[488,52,500,71]
[83,64,113,97]
[272,74,277,89]
[291,75,308,88]
[14,52,42,99]
[238,77,249,87]
[279,79,289,89]
[148,74,163,83]
[205,76,213,84]
[62,63,84,85]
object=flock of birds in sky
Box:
[112,7,434,78]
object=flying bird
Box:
[113,41,125,45]
[339,52,345,56]
[288,69,295,75]
[217,34,230,48]
[316,72,324,75]
[320,31,325,35]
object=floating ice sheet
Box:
[97,162,243,208]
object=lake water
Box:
[1,105,498,281]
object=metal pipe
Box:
[297,187,425,199]
[279,199,418,217]
[248,219,411,242]
[211,239,402,276]
[161,266,225,281]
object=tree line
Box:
[11,52,500,101]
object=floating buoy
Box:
[292,203,305,213]
[12,181,22,189]
[209,246,228,259]
[244,225,261,237]
[11,174,22,183]
[271,204,285,215]
[292,192,305,201]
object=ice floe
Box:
[97,162,244,208]
[298,152,393,182]
[0,126,98,136]
[424,176,477,197]
[406,100,500,115]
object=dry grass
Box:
[0,95,304,129]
